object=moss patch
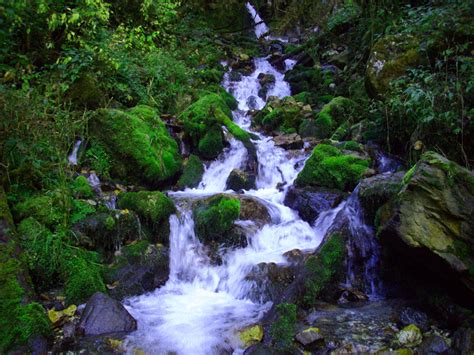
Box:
[178,155,205,189]
[303,233,345,306]
[90,105,182,186]
[296,144,369,191]
[270,303,297,351]
[314,97,355,139]
[71,176,94,199]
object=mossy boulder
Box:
[303,233,346,306]
[366,34,421,98]
[313,97,356,139]
[179,93,254,159]
[105,240,169,300]
[377,152,474,299]
[193,195,241,247]
[89,105,182,186]
[178,154,205,189]
[117,191,175,244]
[226,169,256,191]
[252,96,312,134]
[296,144,370,191]
[285,65,324,95]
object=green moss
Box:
[296,144,369,191]
[194,195,240,244]
[219,90,238,111]
[15,193,65,227]
[270,303,297,351]
[71,176,94,199]
[0,243,51,352]
[178,155,204,189]
[331,121,350,141]
[299,119,318,138]
[85,140,112,178]
[117,191,175,231]
[198,127,225,160]
[122,240,151,260]
[70,199,96,224]
[303,233,345,306]
[327,2,361,33]
[104,215,116,230]
[402,164,417,185]
[90,105,182,185]
[341,140,363,152]
[314,97,355,139]
[62,248,106,305]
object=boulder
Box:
[366,34,421,98]
[77,292,137,336]
[226,169,256,191]
[257,73,276,99]
[357,171,404,220]
[395,324,423,347]
[313,97,356,139]
[106,241,169,300]
[295,327,324,348]
[399,307,430,332]
[417,335,449,355]
[178,155,204,189]
[284,186,344,224]
[378,152,474,300]
[89,105,182,186]
[452,328,474,354]
[273,133,304,150]
[239,325,264,347]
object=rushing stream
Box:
[123,4,375,354]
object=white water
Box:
[124,4,339,354]
[68,139,82,165]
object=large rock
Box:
[378,152,474,299]
[366,34,421,98]
[77,292,137,336]
[226,169,256,191]
[284,186,344,224]
[106,241,169,300]
[273,133,304,150]
[357,171,404,220]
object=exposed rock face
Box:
[77,292,137,336]
[226,169,256,191]
[357,171,404,220]
[378,152,474,300]
[365,34,421,98]
[284,186,344,224]
[273,133,304,150]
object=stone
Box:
[366,34,421,98]
[417,335,449,354]
[77,292,137,336]
[226,169,256,191]
[396,324,423,347]
[239,325,264,347]
[295,327,324,347]
[273,133,304,150]
[399,307,430,332]
[284,186,344,223]
[452,328,474,354]
[378,152,474,298]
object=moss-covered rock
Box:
[105,240,169,300]
[303,233,345,306]
[378,152,474,299]
[89,105,182,186]
[296,144,370,191]
[366,34,421,98]
[193,195,241,247]
[178,155,205,189]
[313,97,355,139]
[117,191,175,244]
[179,93,254,159]
[71,175,94,199]
[239,324,264,347]
[225,169,256,191]
[14,192,66,228]
[252,96,312,134]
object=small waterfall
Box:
[68,139,82,165]
[245,3,269,39]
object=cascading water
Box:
[123,4,339,354]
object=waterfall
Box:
[68,139,82,165]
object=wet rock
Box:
[106,241,169,300]
[243,343,274,355]
[231,55,256,76]
[452,328,474,354]
[284,186,344,224]
[378,152,474,300]
[273,133,304,150]
[366,34,421,98]
[399,307,430,332]
[325,49,349,69]
[226,169,256,191]
[239,325,264,347]
[247,96,258,110]
[396,324,423,347]
[237,196,272,226]
[257,73,276,99]
[295,327,324,347]
[417,335,450,354]
[77,292,137,336]
[246,262,297,302]
[357,171,404,220]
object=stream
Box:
[123,4,378,354]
